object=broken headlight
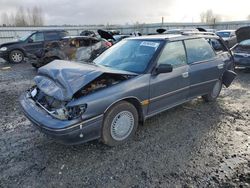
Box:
[46,104,87,120]
[30,87,87,120]
[66,104,87,120]
[48,104,87,120]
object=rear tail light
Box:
[104,41,112,47]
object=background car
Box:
[97,29,131,44]
[216,30,237,48]
[0,30,68,63]
[20,34,236,146]
[80,30,96,37]
[231,26,250,68]
[28,36,112,68]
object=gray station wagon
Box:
[20,34,236,146]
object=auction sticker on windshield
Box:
[140,41,160,49]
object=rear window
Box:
[184,38,216,64]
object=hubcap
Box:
[110,111,134,141]
[211,81,221,98]
[12,52,23,63]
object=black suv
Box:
[0,30,68,63]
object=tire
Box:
[202,80,222,102]
[102,101,139,146]
[9,50,24,63]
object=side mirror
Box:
[28,38,33,43]
[155,64,173,74]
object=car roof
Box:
[36,29,67,33]
[127,33,219,41]
[63,36,98,40]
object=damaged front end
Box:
[20,60,136,144]
[29,73,130,121]
[24,60,136,121]
[29,87,87,120]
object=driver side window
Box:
[158,41,187,68]
[30,33,44,42]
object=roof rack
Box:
[182,31,217,36]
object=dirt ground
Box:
[0,60,249,188]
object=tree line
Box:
[1,6,44,26]
[200,9,250,23]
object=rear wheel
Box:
[9,50,24,63]
[202,80,222,102]
[102,101,138,146]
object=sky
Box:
[0,0,250,25]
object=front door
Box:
[148,41,190,116]
[23,32,45,54]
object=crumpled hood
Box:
[236,26,250,43]
[34,60,137,101]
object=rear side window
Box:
[59,31,69,38]
[185,38,216,64]
[158,41,187,68]
[45,32,60,41]
[207,38,227,52]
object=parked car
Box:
[0,30,68,63]
[231,26,250,68]
[80,30,96,37]
[20,34,236,146]
[97,29,131,44]
[28,36,112,68]
[216,30,237,48]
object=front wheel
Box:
[9,50,24,63]
[102,101,139,146]
[202,80,222,102]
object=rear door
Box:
[184,38,225,99]
[23,32,45,54]
[148,41,189,116]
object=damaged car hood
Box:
[236,26,250,43]
[34,60,137,101]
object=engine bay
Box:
[73,73,130,98]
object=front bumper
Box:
[0,51,9,61]
[20,93,103,145]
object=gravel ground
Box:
[0,62,249,188]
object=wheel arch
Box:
[10,48,26,56]
[104,97,144,123]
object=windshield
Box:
[216,32,230,38]
[19,33,33,41]
[93,40,161,73]
[239,39,250,46]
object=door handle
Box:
[182,72,189,78]
[217,63,224,69]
